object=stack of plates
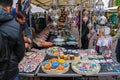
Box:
[53,38,65,46]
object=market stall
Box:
[18,25,120,80]
[19,48,120,79]
[13,0,120,80]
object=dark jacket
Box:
[82,21,89,38]
[0,8,25,79]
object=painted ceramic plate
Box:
[72,60,101,75]
[46,47,66,56]
[41,58,69,74]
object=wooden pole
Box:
[80,0,82,48]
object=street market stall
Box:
[13,0,120,80]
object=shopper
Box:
[0,0,25,80]
[16,11,32,49]
[113,6,120,63]
[17,0,30,14]
[81,10,90,49]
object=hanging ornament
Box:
[48,8,53,13]
[93,8,99,14]
[68,12,73,19]
[53,21,57,26]
[100,9,105,15]
[74,6,79,12]
[54,14,59,21]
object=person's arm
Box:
[24,22,32,39]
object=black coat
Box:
[81,21,89,49]
[82,21,89,38]
[0,8,25,79]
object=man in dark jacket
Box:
[0,0,25,80]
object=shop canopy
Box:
[31,0,87,10]
[105,6,118,12]
[31,4,46,13]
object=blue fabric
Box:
[10,75,19,80]
[13,76,19,80]
[21,22,32,38]
[10,8,16,18]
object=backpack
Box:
[0,29,11,79]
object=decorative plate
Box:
[41,58,69,74]
[19,49,46,72]
[66,41,78,45]
[54,42,65,46]
[72,60,101,75]
[46,47,66,56]
[53,38,65,42]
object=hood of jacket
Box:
[0,8,13,24]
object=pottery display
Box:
[58,49,81,63]
[46,47,66,56]
[72,60,101,75]
[41,58,69,74]
[19,49,46,72]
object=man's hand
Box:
[24,37,32,43]
[25,43,30,49]
[27,38,32,43]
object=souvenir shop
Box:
[17,0,120,80]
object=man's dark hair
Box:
[0,0,13,7]
[16,11,27,19]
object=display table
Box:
[19,27,120,79]
[19,72,35,77]
[18,50,120,80]
[35,54,120,78]
[36,54,82,77]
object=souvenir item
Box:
[41,58,69,74]
[66,37,76,41]
[46,47,66,56]
[53,36,65,46]
[84,55,105,63]
[86,55,104,60]
[77,49,97,58]
[58,50,81,63]
[66,41,78,45]
[72,60,101,75]
[19,49,46,72]
[53,37,65,42]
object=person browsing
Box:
[0,0,25,80]
[16,11,32,49]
